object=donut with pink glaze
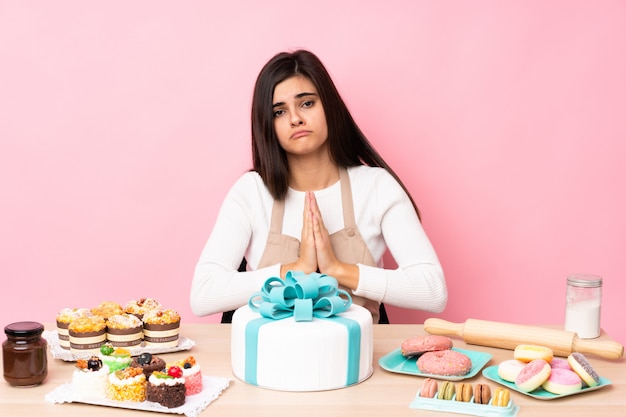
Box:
[542,368,582,395]
[515,359,551,392]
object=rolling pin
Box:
[424,318,624,360]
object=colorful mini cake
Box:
[71,356,110,400]
[107,367,146,402]
[231,272,374,391]
[130,353,166,378]
[147,366,186,408]
[68,316,107,355]
[172,356,202,395]
[125,298,162,320]
[99,344,132,373]
[106,314,143,347]
[91,301,124,320]
[143,309,181,348]
[56,308,93,350]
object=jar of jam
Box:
[3,321,48,387]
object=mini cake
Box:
[107,367,146,402]
[68,316,107,355]
[56,308,93,350]
[106,314,143,347]
[172,356,202,395]
[130,353,166,378]
[91,301,124,320]
[71,356,110,400]
[147,366,186,408]
[231,271,374,391]
[143,309,181,348]
[125,298,162,320]
[99,344,132,372]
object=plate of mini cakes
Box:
[45,353,231,415]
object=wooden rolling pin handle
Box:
[423,318,465,338]
[573,336,624,360]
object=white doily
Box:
[45,376,231,417]
[43,330,196,361]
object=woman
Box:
[190,50,447,323]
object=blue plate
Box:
[482,365,612,400]
[378,347,493,381]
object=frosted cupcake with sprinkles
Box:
[142,309,181,348]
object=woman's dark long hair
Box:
[251,49,420,218]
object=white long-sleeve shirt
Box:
[190,165,447,317]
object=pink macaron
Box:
[542,368,582,395]
[515,359,551,392]
[420,377,438,398]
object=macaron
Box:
[474,383,491,404]
[417,349,472,376]
[497,359,526,382]
[567,352,601,387]
[515,359,551,392]
[542,368,583,395]
[437,381,455,400]
[401,335,453,357]
[420,377,438,398]
[455,382,473,402]
[492,387,511,407]
[514,344,554,363]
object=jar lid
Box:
[567,274,603,288]
[4,321,44,337]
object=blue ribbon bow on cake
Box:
[248,270,353,321]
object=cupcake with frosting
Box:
[56,308,93,350]
[124,298,162,320]
[99,343,132,373]
[68,316,107,356]
[71,356,110,400]
[107,367,146,402]
[143,309,181,348]
[147,365,186,408]
[106,314,143,347]
[172,356,202,395]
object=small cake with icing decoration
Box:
[71,356,110,400]
[56,308,93,350]
[91,301,124,320]
[106,314,143,347]
[99,343,132,373]
[125,298,162,320]
[68,316,107,355]
[130,353,166,378]
[147,365,186,408]
[143,309,181,348]
[172,356,202,395]
[107,367,147,402]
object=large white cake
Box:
[231,303,373,391]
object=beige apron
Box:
[257,168,380,323]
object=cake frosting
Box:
[231,271,374,391]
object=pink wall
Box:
[1,2,625,346]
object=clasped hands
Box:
[280,191,359,290]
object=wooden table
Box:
[2,323,625,416]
